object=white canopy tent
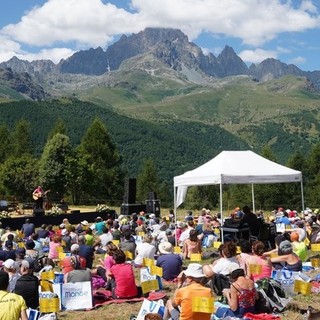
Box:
[173,150,304,224]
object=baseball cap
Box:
[3,259,17,270]
[21,257,35,269]
[70,244,80,252]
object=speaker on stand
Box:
[146,199,161,217]
[123,178,137,204]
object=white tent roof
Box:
[174,150,302,207]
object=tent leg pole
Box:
[174,186,177,247]
[251,184,255,213]
[300,180,305,212]
[220,183,224,243]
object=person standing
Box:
[32,185,44,210]
[0,271,28,320]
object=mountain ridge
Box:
[1,27,320,87]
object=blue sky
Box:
[0,0,319,71]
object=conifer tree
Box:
[38,133,72,200]
[78,118,123,202]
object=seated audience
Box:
[183,229,202,259]
[0,271,28,320]
[78,235,95,269]
[290,232,308,262]
[203,241,240,277]
[271,240,302,271]
[107,249,138,299]
[236,239,253,273]
[164,263,213,320]
[14,257,39,309]
[134,234,156,267]
[246,241,272,281]
[119,230,136,260]
[48,235,62,260]
[2,259,20,292]
[61,244,86,275]
[65,255,92,283]
[156,242,182,281]
[215,268,257,318]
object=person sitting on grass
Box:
[134,234,156,268]
[246,241,272,281]
[106,249,138,299]
[183,229,202,259]
[156,241,182,281]
[270,240,302,271]
[0,270,28,320]
[164,263,213,320]
[65,255,92,283]
[215,268,257,318]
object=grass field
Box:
[44,206,320,320]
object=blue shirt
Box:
[156,253,182,280]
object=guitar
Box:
[33,190,50,200]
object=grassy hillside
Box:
[1,70,319,168]
[77,73,319,162]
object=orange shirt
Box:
[174,282,213,320]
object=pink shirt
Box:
[48,242,62,259]
[104,255,115,271]
[250,256,272,281]
[109,263,138,298]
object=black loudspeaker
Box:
[123,178,136,204]
[33,208,45,216]
[147,191,157,200]
[121,204,146,216]
[146,200,161,217]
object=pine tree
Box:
[78,118,123,202]
[38,133,73,200]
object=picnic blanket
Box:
[92,289,167,308]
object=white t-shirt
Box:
[212,257,240,275]
[179,228,193,244]
[99,233,113,250]
[134,242,156,265]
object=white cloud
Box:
[201,46,223,56]
[0,0,319,63]
[276,46,292,54]
[288,56,306,65]
[20,48,75,64]
[239,48,278,64]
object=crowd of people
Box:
[0,205,319,319]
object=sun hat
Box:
[158,241,173,255]
[3,259,17,270]
[21,257,35,269]
[183,263,205,278]
[61,229,68,236]
[81,220,89,226]
[70,244,80,252]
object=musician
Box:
[32,186,44,210]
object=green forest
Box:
[0,97,320,211]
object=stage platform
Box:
[0,210,117,230]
